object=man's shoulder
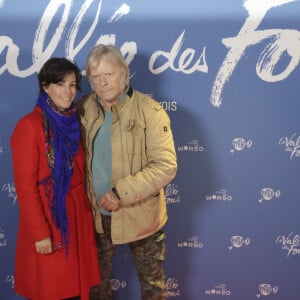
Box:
[77,92,97,112]
[77,92,96,105]
[132,89,162,111]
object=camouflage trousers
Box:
[90,215,167,300]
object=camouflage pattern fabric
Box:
[90,215,167,300]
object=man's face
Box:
[89,59,126,111]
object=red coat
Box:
[11,107,101,300]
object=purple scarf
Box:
[37,92,80,250]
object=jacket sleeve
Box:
[116,101,177,204]
[11,116,51,242]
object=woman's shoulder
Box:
[11,107,44,147]
[16,106,42,124]
[12,106,43,136]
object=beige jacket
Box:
[77,87,177,244]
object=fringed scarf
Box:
[37,92,80,252]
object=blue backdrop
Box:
[1,0,300,299]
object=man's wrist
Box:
[112,187,121,200]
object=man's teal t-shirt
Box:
[92,111,113,216]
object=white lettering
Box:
[211,0,299,108]
[66,0,103,60]
[149,31,208,74]
[0,0,137,77]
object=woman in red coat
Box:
[11,58,101,300]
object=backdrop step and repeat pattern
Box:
[1,0,300,299]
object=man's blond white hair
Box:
[86,44,130,87]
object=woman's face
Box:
[43,72,77,110]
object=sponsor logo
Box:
[2,183,17,204]
[276,232,300,257]
[0,136,4,154]
[110,279,126,291]
[205,284,231,296]
[145,94,178,112]
[230,137,252,153]
[177,139,204,152]
[166,277,181,297]
[0,227,7,247]
[279,133,300,159]
[228,235,251,250]
[206,189,232,201]
[258,188,280,203]
[256,283,279,298]
[178,236,203,249]
[159,101,178,112]
[165,183,181,205]
[5,275,14,289]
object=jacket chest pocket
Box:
[124,119,145,155]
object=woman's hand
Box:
[35,237,53,254]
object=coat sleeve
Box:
[11,116,51,242]
[116,100,177,204]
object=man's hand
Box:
[98,190,120,211]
